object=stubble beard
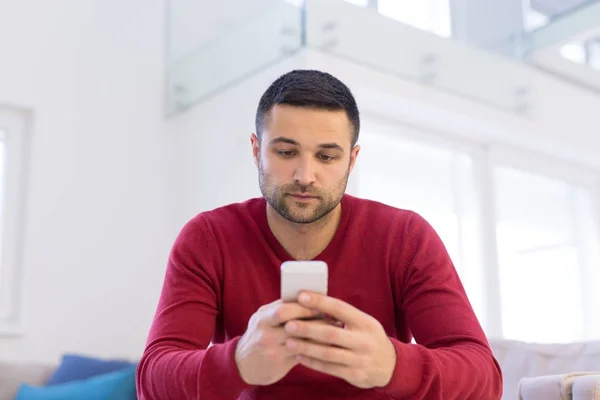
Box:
[258,159,349,225]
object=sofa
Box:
[489,339,600,400]
[0,361,55,400]
[1,340,599,399]
[0,354,137,400]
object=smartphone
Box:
[280,260,328,303]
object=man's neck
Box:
[266,204,342,261]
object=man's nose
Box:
[293,157,316,185]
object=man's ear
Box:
[250,133,260,167]
[349,144,361,173]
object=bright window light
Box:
[587,40,600,70]
[494,166,592,343]
[284,0,369,6]
[378,0,452,38]
[524,9,549,31]
[344,0,369,6]
[0,109,30,329]
[357,132,485,326]
[0,138,4,287]
[560,42,587,64]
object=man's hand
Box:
[235,298,322,386]
[283,292,397,389]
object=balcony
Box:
[166,0,600,116]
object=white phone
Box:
[280,260,328,303]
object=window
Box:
[589,40,600,70]
[378,0,452,38]
[0,107,29,333]
[494,166,600,343]
[356,129,486,325]
[0,135,5,286]
[353,118,600,343]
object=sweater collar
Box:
[252,194,353,263]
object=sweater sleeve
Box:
[136,216,254,400]
[379,212,503,400]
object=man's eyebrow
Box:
[269,137,299,146]
[268,137,344,152]
[318,143,344,152]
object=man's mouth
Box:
[289,193,318,199]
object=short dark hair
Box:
[255,69,360,146]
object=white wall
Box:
[0,0,174,363]
[167,53,307,225]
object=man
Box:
[136,70,503,399]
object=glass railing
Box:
[526,0,600,51]
[523,0,600,90]
[166,0,600,115]
[304,0,532,113]
[166,1,303,114]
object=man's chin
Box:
[288,215,320,224]
[284,208,320,224]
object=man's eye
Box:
[278,150,295,157]
[319,154,336,161]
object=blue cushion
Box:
[15,365,137,400]
[46,354,136,385]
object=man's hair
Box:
[255,69,360,146]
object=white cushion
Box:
[518,372,600,400]
[572,374,600,400]
[489,339,600,400]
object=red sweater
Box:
[136,195,503,399]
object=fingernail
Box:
[286,322,298,332]
[299,293,311,303]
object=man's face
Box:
[251,104,360,224]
